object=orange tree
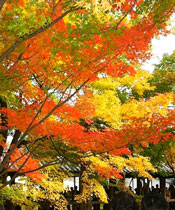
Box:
[0,0,175,187]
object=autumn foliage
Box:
[0,1,175,205]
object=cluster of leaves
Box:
[0,0,175,208]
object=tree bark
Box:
[0,0,5,12]
[0,98,8,140]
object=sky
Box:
[142,34,175,73]
[142,15,175,73]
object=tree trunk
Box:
[39,200,51,210]
[0,98,8,140]
[4,200,15,210]
[0,204,5,210]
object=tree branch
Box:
[0,153,32,188]
[0,62,104,177]
[114,0,138,30]
[0,0,5,12]
[0,9,73,62]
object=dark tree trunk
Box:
[39,200,51,210]
[0,98,8,140]
[4,200,15,210]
